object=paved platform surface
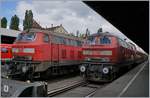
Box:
[93,61,149,97]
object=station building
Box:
[0,28,21,44]
[1,20,69,44]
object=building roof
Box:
[45,24,68,34]
[32,19,42,29]
[0,28,21,37]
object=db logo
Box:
[4,85,9,92]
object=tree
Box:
[10,15,19,30]
[23,10,33,30]
[1,17,7,28]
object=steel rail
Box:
[48,80,86,97]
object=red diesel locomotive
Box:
[1,44,12,65]
[8,28,83,80]
[80,32,147,82]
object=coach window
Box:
[43,34,49,43]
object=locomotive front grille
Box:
[86,64,113,81]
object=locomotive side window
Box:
[16,32,35,41]
[43,34,49,43]
[62,37,66,44]
[66,38,70,45]
[77,40,82,46]
[118,38,128,48]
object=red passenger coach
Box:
[80,32,147,82]
[1,44,12,65]
[8,28,83,80]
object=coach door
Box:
[51,36,59,62]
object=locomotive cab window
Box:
[86,36,111,45]
[43,34,49,43]
[16,32,35,41]
[100,36,111,44]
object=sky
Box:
[1,0,145,53]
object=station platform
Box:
[93,60,149,97]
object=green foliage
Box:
[23,10,33,30]
[10,15,19,30]
[1,17,7,28]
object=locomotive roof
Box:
[89,32,117,38]
[23,28,83,42]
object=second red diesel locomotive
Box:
[80,32,147,82]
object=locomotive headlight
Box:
[102,67,109,74]
[12,48,19,53]
[22,66,28,73]
[80,65,86,72]
[23,48,35,53]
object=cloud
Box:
[15,1,118,33]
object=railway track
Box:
[85,84,103,97]
[48,80,86,96]
[51,81,107,97]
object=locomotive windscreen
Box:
[16,32,35,42]
[85,36,111,45]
